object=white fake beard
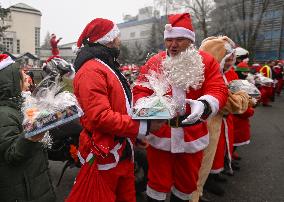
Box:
[162,45,205,91]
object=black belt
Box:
[119,140,132,162]
[168,115,201,128]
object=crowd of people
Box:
[0,11,283,202]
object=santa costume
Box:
[66,18,148,202]
[133,13,228,202]
[259,64,274,106]
[50,34,61,56]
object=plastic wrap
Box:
[229,79,261,98]
[22,75,83,138]
[254,73,274,86]
[132,70,177,119]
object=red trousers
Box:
[259,86,272,105]
[146,146,203,201]
[99,160,136,202]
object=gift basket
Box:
[228,79,261,98]
[132,70,177,119]
[22,57,83,138]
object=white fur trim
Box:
[146,133,209,153]
[198,95,220,117]
[171,186,192,200]
[97,143,122,170]
[233,140,250,146]
[97,24,120,45]
[137,120,148,139]
[0,56,14,71]
[95,59,131,114]
[164,26,195,42]
[219,48,236,73]
[146,185,167,201]
[210,167,224,174]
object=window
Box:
[3,38,13,52]
[17,39,20,54]
[130,32,135,38]
[35,27,40,55]
[140,30,150,37]
[272,30,281,39]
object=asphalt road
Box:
[49,95,284,202]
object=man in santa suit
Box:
[259,61,275,106]
[70,18,162,202]
[191,37,250,201]
[133,13,228,202]
[49,33,62,56]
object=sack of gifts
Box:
[228,79,261,98]
[22,75,83,138]
[132,70,177,119]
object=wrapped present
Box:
[229,79,261,98]
[22,77,83,138]
[255,73,274,86]
[132,70,177,119]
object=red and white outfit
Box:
[133,49,227,200]
[69,18,147,202]
[50,34,61,56]
[259,65,274,105]
[211,67,238,173]
[233,107,254,146]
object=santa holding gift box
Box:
[133,13,228,202]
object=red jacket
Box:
[73,59,146,170]
[50,37,60,56]
[133,51,228,153]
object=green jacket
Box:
[0,62,56,202]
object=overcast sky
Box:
[1,0,154,45]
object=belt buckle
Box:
[168,116,179,128]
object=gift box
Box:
[229,79,261,98]
[22,80,83,138]
[23,105,83,138]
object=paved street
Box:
[50,95,284,202]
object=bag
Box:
[65,159,115,202]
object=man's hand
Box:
[149,120,166,133]
[27,133,45,142]
[182,99,205,124]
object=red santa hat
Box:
[236,61,250,72]
[0,54,14,71]
[77,18,120,48]
[164,13,195,42]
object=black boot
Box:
[204,175,225,196]
[213,173,228,183]
[147,196,165,202]
[170,193,188,202]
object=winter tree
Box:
[211,0,270,57]
[41,31,51,49]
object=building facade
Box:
[1,3,41,56]
[118,6,164,50]
[213,0,284,61]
